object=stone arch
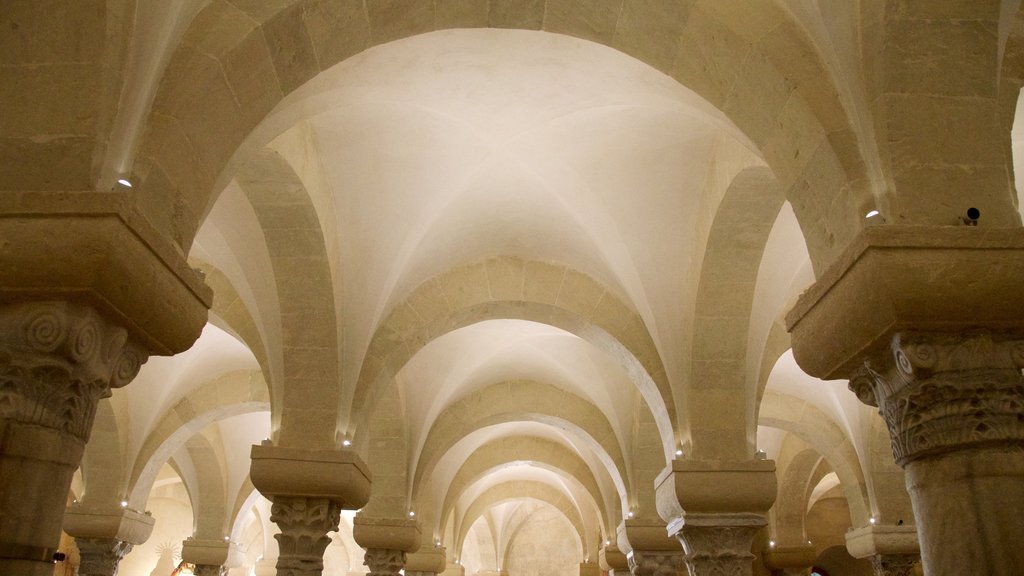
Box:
[79,399,127,505]
[182,432,230,539]
[234,149,339,449]
[191,257,272,385]
[436,437,613,535]
[127,369,270,508]
[353,256,674,460]
[132,0,864,269]
[442,464,604,553]
[773,447,823,543]
[229,477,261,543]
[758,391,870,526]
[455,483,588,562]
[689,166,785,459]
[412,381,630,515]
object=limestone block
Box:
[435,0,489,28]
[844,525,919,560]
[786,226,1024,379]
[181,538,232,566]
[622,518,680,551]
[249,444,371,508]
[0,192,211,355]
[762,544,816,570]
[405,549,446,572]
[612,0,690,73]
[488,0,544,29]
[657,458,776,515]
[352,516,421,553]
[62,505,154,546]
[367,0,435,44]
[544,0,620,45]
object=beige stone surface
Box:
[5,2,1024,575]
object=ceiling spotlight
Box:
[769,540,776,548]
[626,511,634,519]
[674,449,683,457]
[408,511,416,517]
[117,178,133,188]
[342,439,352,447]
[120,500,128,508]
[865,210,879,219]
[224,536,230,542]
[869,517,877,525]
[755,449,767,460]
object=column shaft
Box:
[849,332,1024,576]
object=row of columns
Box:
[0,214,1022,576]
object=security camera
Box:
[961,207,980,226]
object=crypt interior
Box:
[2,2,1024,576]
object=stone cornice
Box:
[0,191,211,355]
[786,226,1024,380]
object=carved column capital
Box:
[74,537,133,576]
[626,550,683,576]
[270,496,341,576]
[364,548,407,576]
[0,301,148,441]
[674,513,766,576]
[849,331,1024,465]
[870,553,919,576]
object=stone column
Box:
[0,303,148,576]
[847,333,1024,574]
[250,444,372,576]
[657,459,776,576]
[353,516,421,576]
[0,194,211,576]
[579,560,600,576]
[786,228,1024,576]
[62,503,155,576]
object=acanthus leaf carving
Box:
[849,332,1024,466]
[364,548,407,576]
[0,302,149,442]
[270,496,342,576]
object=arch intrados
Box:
[456,487,587,561]
[411,384,629,510]
[147,1,853,252]
[442,461,606,543]
[501,503,586,569]
[434,436,614,534]
[356,297,674,460]
[128,378,270,509]
[758,394,870,525]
